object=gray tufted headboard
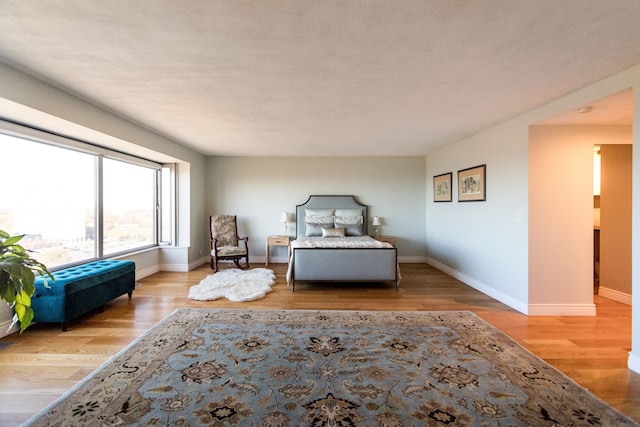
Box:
[295,195,368,237]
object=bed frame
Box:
[290,195,398,291]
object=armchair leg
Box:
[211,257,219,273]
[233,258,250,270]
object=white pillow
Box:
[335,208,362,217]
[305,215,334,224]
[322,227,345,238]
[305,209,334,217]
[334,215,363,225]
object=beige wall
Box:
[528,126,594,310]
[528,126,631,312]
[600,144,633,296]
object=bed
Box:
[286,195,399,291]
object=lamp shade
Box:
[372,216,382,226]
[280,212,289,223]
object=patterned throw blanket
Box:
[24,309,638,426]
[290,235,392,249]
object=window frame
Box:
[0,119,171,270]
[159,164,176,246]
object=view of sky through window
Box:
[0,133,156,268]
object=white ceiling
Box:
[535,88,633,126]
[0,1,638,157]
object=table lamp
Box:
[372,216,382,237]
[280,211,289,236]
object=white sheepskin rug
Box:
[188,268,276,302]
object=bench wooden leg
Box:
[128,291,133,299]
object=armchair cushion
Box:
[214,246,247,256]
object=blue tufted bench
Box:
[32,259,136,331]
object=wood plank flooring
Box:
[0,263,638,425]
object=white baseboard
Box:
[135,264,160,280]
[398,256,428,263]
[629,352,640,374]
[598,286,632,305]
[527,304,596,316]
[426,257,597,316]
[159,257,209,272]
[188,257,210,271]
[158,263,189,272]
[426,257,529,315]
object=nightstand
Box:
[374,236,396,247]
[266,235,291,266]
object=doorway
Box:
[597,143,633,304]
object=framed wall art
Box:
[433,172,452,202]
[457,164,486,202]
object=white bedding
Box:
[291,235,393,249]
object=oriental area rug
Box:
[25,309,637,426]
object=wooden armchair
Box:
[209,215,250,272]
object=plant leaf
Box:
[1,235,25,246]
[0,229,53,333]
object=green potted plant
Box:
[0,229,53,333]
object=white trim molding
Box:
[426,257,529,315]
[527,304,596,316]
[135,265,161,280]
[399,256,429,264]
[188,257,210,271]
[629,352,640,374]
[598,287,632,306]
[426,258,597,316]
[159,263,190,272]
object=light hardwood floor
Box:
[0,263,638,425]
